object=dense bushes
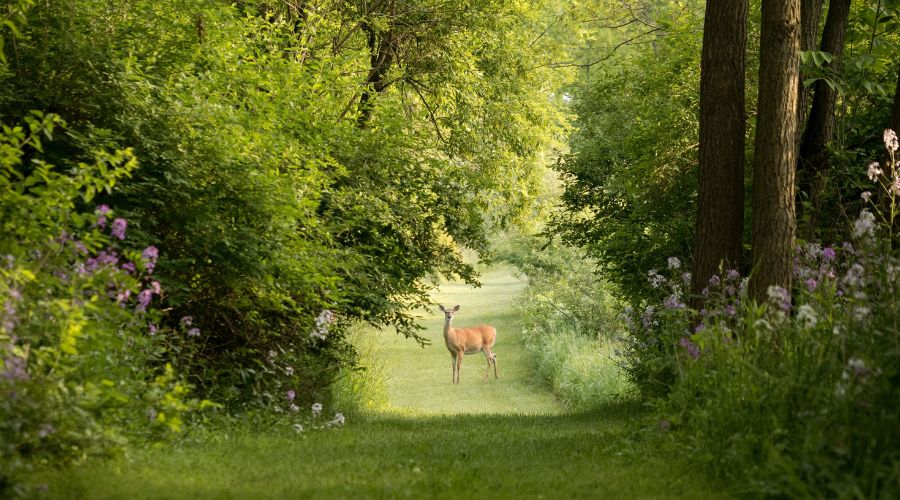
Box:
[0,0,566,412]
[0,114,211,493]
[500,235,631,410]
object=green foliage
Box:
[0,0,569,413]
[551,4,703,304]
[0,115,206,495]
[499,233,631,410]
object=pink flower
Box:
[136,289,153,312]
[286,390,296,401]
[111,218,127,240]
[187,327,200,337]
[885,129,899,152]
[867,162,883,181]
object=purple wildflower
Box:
[149,323,158,335]
[96,205,111,227]
[121,262,136,274]
[726,304,736,317]
[142,246,159,273]
[726,269,740,280]
[187,327,200,337]
[151,281,162,295]
[663,295,685,310]
[110,218,127,240]
[822,247,836,261]
[180,316,193,326]
[805,278,818,292]
[286,390,296,401]
[136,289,153,313]
[679,337,701,360]
[708,275,721,287]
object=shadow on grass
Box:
[36,401,724,500]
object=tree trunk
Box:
[798,0,851,233]
[357,1,397,128]
[749,0,801,303]
[690,0,748,304]
[797,0,823,143]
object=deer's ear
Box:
[438,305,446,312]
[452,305,460,312]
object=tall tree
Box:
[797,0,823,143]
[690,0,748,304]
[749,0,802,302]
[798,0,852,231]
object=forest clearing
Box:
[2,0,899,498]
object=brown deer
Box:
[438,305,498,384]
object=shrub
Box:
[0,114,206,495]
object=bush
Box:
[0,114,207,495]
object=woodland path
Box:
[34,268,725,499]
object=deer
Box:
[438,304,498,384]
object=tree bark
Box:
[797,0,823,143]
[798,0,851,233]
[690,0,748,304]
[749,0,801,303]
[357,1,397,128]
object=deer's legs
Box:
[455,349,464,384]
[451,352,458,384]
[484,348,498,380]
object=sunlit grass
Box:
[376,266,562,415]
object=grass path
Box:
[31,267,726,499]
[377,267,561,414]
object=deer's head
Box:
[438,304,460,320]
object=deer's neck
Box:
[443,318,454,345]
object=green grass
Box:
[35,409,720,499]
[377,266,561,415]
[27,266,727,499]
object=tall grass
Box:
[500,234,634,410]
[522,320,631,411]
[330,328,390,417]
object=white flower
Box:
[861,191,872,202]
[867,162,883,181]
[852,209,876,238]
[648,269,665,288]
[289,404,300,412]
[329,413,345,427]
[312,402,323,417]
[310,310,335,340]
[852,306,870,322]
[885,129,899,152]
[667,257,681,270]
[796,304,818,329]
[285,366,294,376]
[293,423,305,433]
[843,263,866,289]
